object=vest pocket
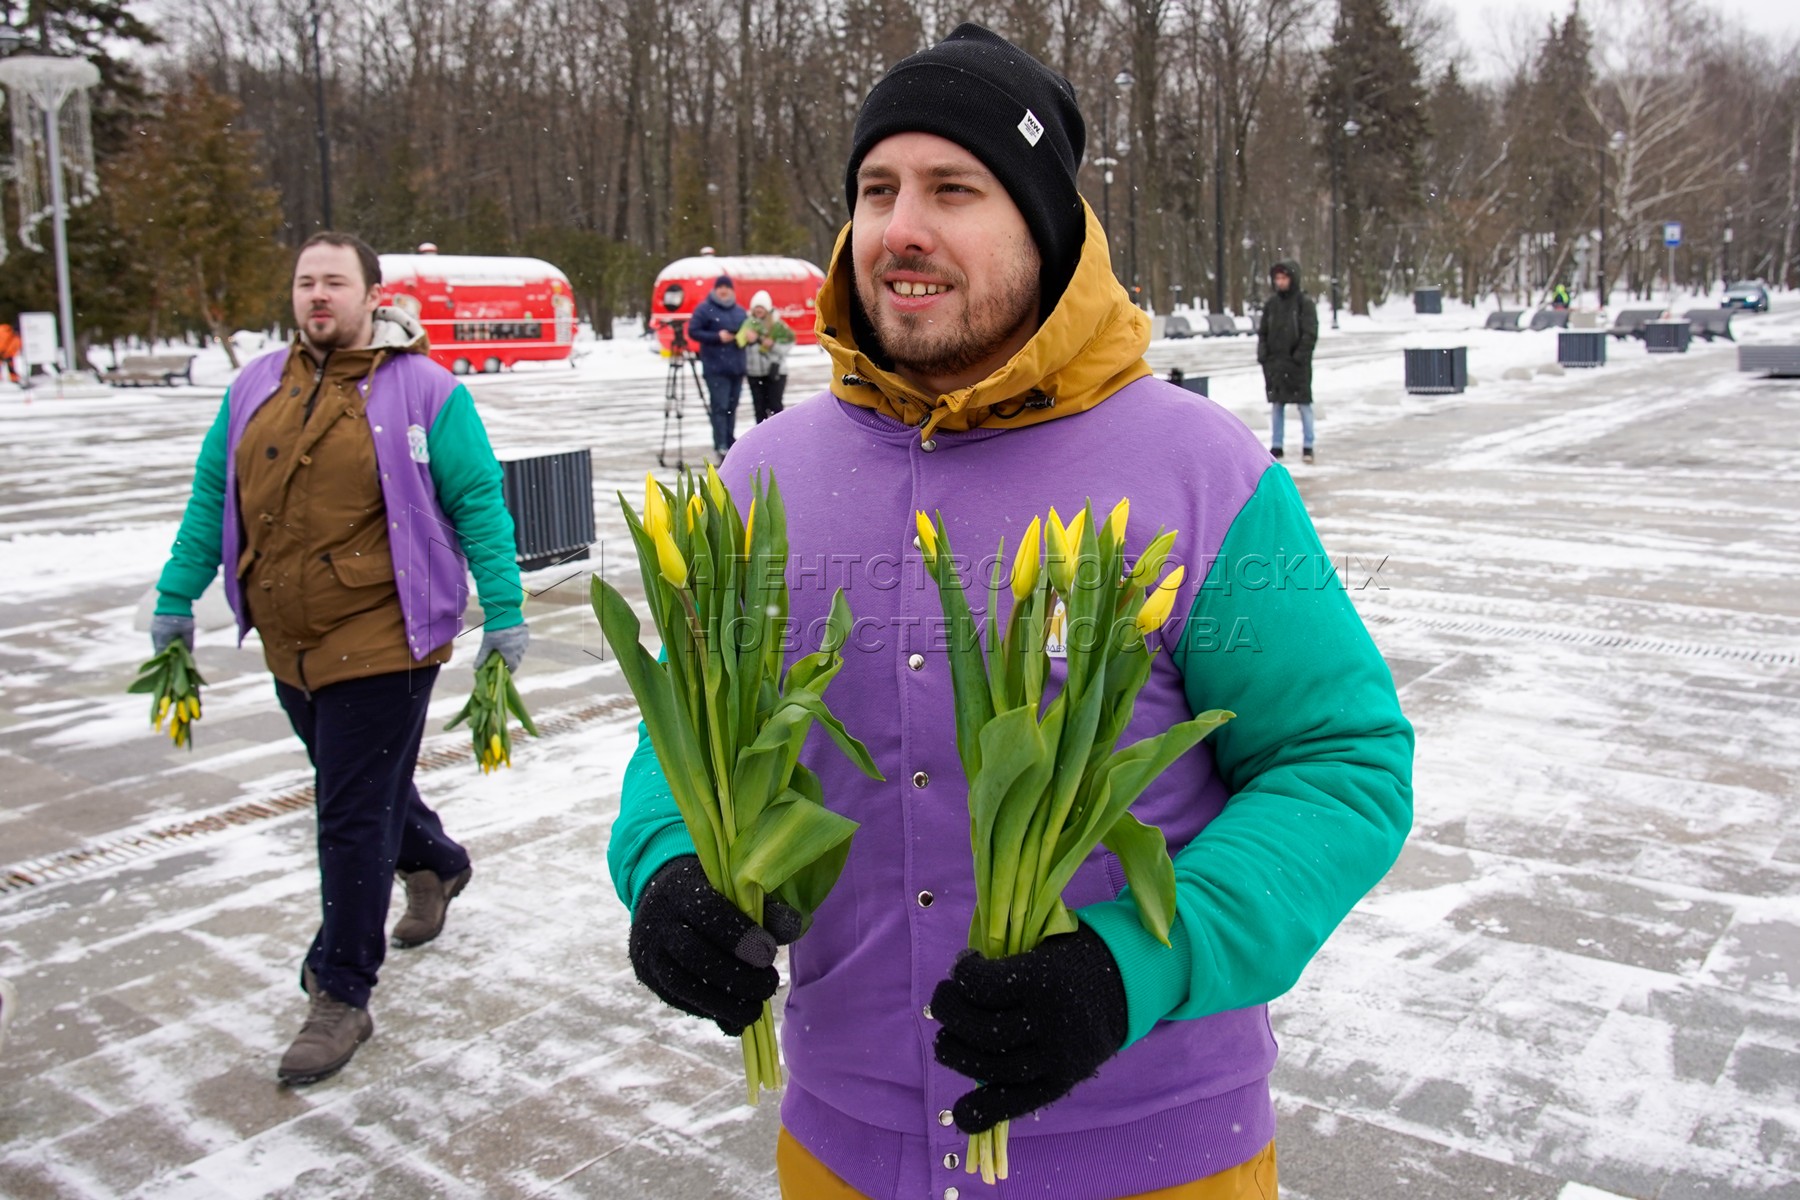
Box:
[306,547,398,633]
[329,549,393,588]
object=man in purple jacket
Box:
[154,234,527,1086]
[611,25,1412,1199]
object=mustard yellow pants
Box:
[777,1128,1278,1199]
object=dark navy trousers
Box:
[275,666,468,1009]
[703,370,744,454]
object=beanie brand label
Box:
[1017,109,1045,146]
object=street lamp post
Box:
[1096,88,1116,277]
[0,53,101,378]
[1212,49,1226,315]
[308,0,333,228]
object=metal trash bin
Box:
[1557,332,1607,368]
[1413,288,1443,315]
[1403,347,1468,394]
[1644,320,1692,354]
[1167,368,1210,397]
[500,449,595,571]
[1737,345,1800,377]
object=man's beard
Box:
[856,247,1040,384]
[302,312,356,352]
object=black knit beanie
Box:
[845,23,1088,316]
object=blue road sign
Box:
[1664,221,1683,247]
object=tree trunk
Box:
[1781,114,1799,289]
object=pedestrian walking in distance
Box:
[1256,259,1319,463]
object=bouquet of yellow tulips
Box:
[445,651,538,773]
[917,499,1233,1182]
[593,465,885,1104]
[128,641,207,749]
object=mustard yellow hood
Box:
[816,199,1152,442]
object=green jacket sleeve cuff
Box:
[154,395,231,615]
[1078,897,1194,1046]
[607,720,699,911]
[426,384,523,630]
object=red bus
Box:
[379,253,578,374]
[649,253,825,354]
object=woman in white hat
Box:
[739,290,795,423]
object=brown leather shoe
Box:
[390,865,472,949]
[278,967,373,1086]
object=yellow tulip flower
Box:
[745,497,756,545]
[1135,565,1186,635]
[1046,508,1073,591]
[654,522,689,588]
[915,511,938,561]
[644,473,670,534]
[1010,517,1041,599]
[1065,507,1088,551]
[687,492,705,533]
[1106,497,1130,545]
[706,462,729,511]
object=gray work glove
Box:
[150,614,195,654]
[477,623,529,673]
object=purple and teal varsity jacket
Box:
[609,379,1413,1199]
[155,335,522,652]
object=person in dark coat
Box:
[1255,259,1319,463]
[687,275,749,458]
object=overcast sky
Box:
[1450,0,1800,78]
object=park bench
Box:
[1485,310,1524,331]
[1683,309,1734,342]
[1607,309,1662,341]
[1737,345,1800,377]
[102,354,197,387]
[1204,313,1246,337]
[1163,315,1196,340]
[1529,308,1570,331]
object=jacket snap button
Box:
[945,1188,959,1200]
[299,454,311,465]
[912,535,922,549]
[920,439,937,452]
[260,513,273,524]
[264,446,277,459]
[943,1152,959,1170]
[908,653,925,671]
[937,1109,954,1127]
[917,890,934,907]
[259,580,272,590]
[922,1003,933,1020]
[912,771,928,789]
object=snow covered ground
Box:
[0,296,1796,1198]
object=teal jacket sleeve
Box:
[1079,465,1414,1044]
[427,383,523,631]
[153,396,231,617]
[608,721,699,912]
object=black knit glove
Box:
[627,855,802,1036]
[930,923,1129,1134]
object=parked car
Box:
[1722,280,1770,312]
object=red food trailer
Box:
[649,253,825,354]
[379,252,578,374]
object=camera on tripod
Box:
[658,282,705,469]
[661,285,695,358]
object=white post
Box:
[0,56,101,382]
[44,101,78,376]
